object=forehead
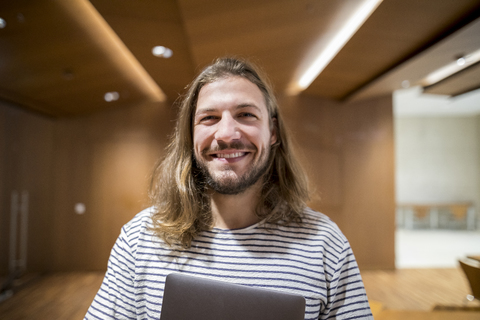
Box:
[195,76,267,113]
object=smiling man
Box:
[85,57,373,320]
[193,75,277,228]
[194,76,274,195]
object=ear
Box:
[270,117,278,146]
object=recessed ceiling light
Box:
[456,57,466,66]
[421,48,480,87]
[152,46,173,58]
[401,80,410,88]
[104,91,119,102]
[0,18,6,29]
[74,203,86,215]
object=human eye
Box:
[238,112,258,119]
[196,114,218,124]
[201,115,216,121]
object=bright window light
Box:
[297,0,383,90]
[422,48,480,87]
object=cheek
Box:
[241,127,271,150]
[193,127,212,152]
[259,128,275,147]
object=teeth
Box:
[217,152,244,158]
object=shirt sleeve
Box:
[321,240,373,320]
[84,226,137,319]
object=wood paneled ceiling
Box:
[1,0,480,117]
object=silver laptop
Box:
[160,273,306,320]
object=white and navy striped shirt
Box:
[85,207,373,320]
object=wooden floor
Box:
[0,272,104,320]
[362,267,480,310]
[0,268,479,319]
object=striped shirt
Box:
[85,207,373,320]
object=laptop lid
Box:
[160,273,306,320]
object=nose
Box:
[214,113,240,142]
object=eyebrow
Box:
[236,103,262,113]
[195,103,262,115]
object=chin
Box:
[213,173,241,186]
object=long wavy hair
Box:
[149,57,309,248]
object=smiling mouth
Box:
[213,152,247,159]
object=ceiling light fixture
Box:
[297,0,383,90]
[104,91,120,102]
[421,48,480,87]
[152,46,173,58]
[56,0,165,102]
[0,18,6,29]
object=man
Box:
[85,57,373,320]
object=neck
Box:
[210,181,262,230]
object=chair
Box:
[459,258,480,302]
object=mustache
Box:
[202,140,257,155]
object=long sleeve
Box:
[320,240,373,319]
[85,226,137,319]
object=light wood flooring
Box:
[362,267,479,310]
[0,268,479,319]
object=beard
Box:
[194,141,272,195]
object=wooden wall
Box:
[0,102,55,275]
[280,94,396,270]
[50,101,175,271]
[1,92,395,274]
[1,100,175,273]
